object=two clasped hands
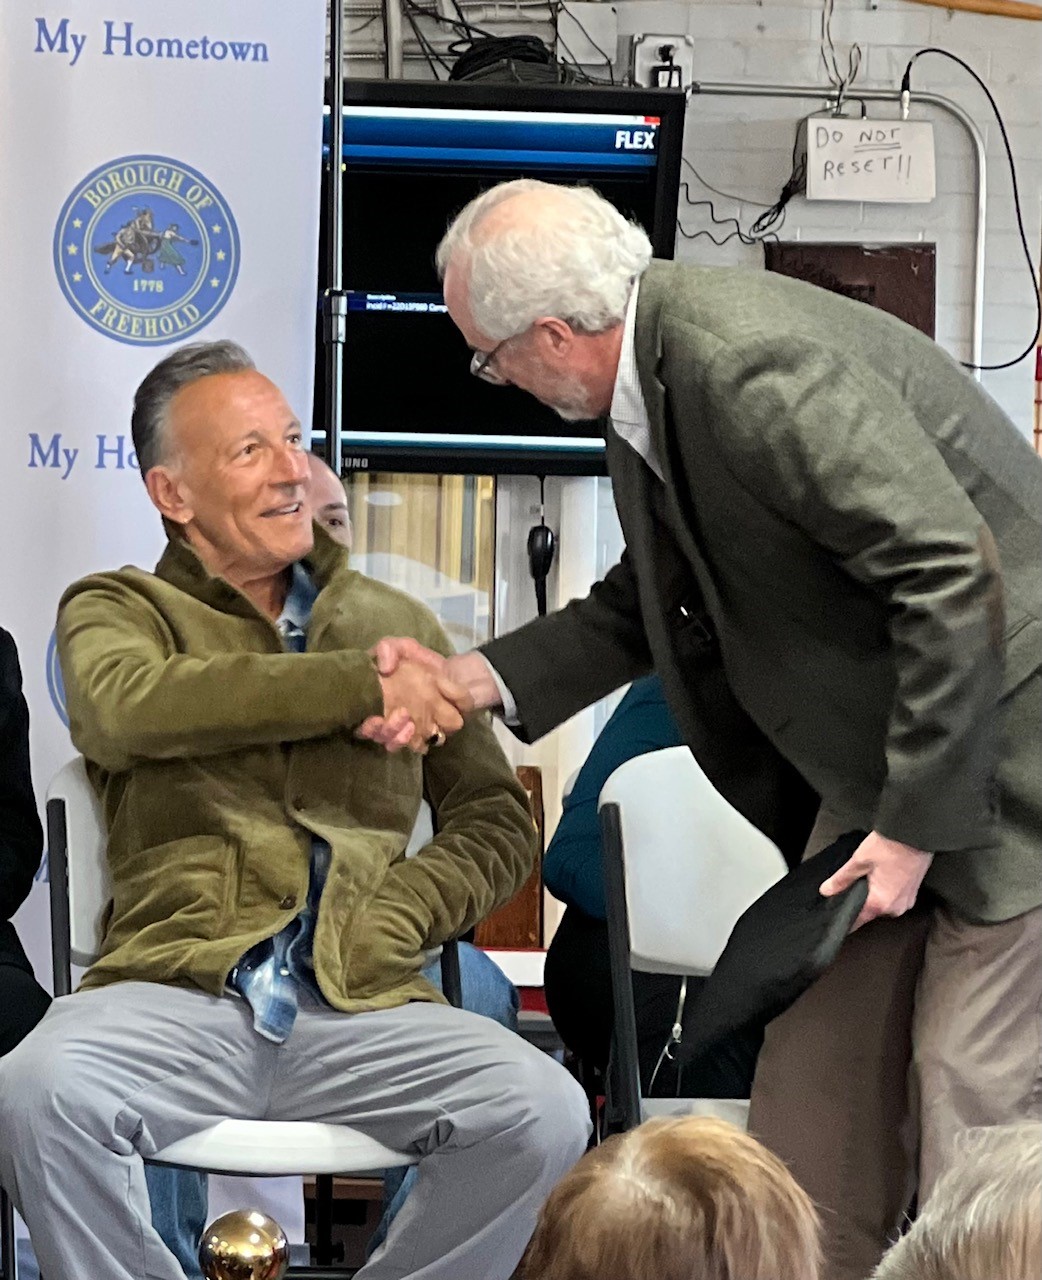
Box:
[360,637,501,755]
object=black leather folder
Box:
[675,831,870,1068]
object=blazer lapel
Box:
[634,266,725,624]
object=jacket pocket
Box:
[344,890,427,999]
[108,836,235,946]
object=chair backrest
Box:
[599,746,787,977]
[47,757,110,969]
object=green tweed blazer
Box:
[484,264,1041,923]
[58,526,536,1008]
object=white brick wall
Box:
[613,0,1041,434]
[341,0,1041,435]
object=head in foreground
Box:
[522,1115,822,1280]
[872,1122,1042,1280]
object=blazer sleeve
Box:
[57,576,385,773]
[0,630,44,924]
[699,333,1004,853]
[479,549,654,743]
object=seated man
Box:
[542,676,764,1100]
[521,1115,822,1280]
[0,340,590,1280]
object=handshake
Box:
[359,637,503,754]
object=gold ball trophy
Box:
[198,1209,290,1280]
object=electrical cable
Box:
[647,976,688,1097]
[346,15,381,37]
[449,33,562,82]
[550,1,615,84]
[677,111,815,248]
[681,155,776,210]
[819,0,862,110]
[676,186,782,247]
[412,0,494,42]
[901,48,1041,371]
[402,1,452,76]
[749,111,816,238]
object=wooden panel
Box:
[764,242,935,338]
[473,766,544,950]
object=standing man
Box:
[365,179,1042,1280]
[0,339,590,1280]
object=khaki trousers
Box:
[748,812,1042,1280]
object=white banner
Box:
[0,0,327,989]
[2,1,326,1245]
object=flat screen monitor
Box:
[314,80,685,476]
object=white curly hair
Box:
[435,179,652,340]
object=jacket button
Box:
[292,796,306,810]
[279,895,297,910]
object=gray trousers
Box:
[0,982,591,1280]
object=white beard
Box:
[546,372,596,422]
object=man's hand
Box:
[820,831,934,931]
[357,638,502,752]
[372,656,472,754]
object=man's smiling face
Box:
[159,369,313,582]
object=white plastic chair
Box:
[46,757,458,1276]
[597,746,788,1134]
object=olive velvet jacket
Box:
[483,264,1042,924]
[57,526,537,1010]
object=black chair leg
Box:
[313,1174,344,1267]
[600,804,644,1135]
[1,1187,17,1280]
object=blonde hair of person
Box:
[522,1115,822,1280]
[873,1122,1042,1280]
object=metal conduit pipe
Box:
[692,81,987,378]
[383,0,405,78]
[325,0,347,469]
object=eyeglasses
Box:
[469,338,510,385]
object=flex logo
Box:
[614,130,656,151]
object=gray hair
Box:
[872,1123,1042,1280]
[131,339,255,476]
[435,179,652,340]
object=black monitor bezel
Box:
[317,79,685,477]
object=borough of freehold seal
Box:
[53,154,240,345]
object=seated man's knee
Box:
[508,1045,592,1165]
[0,1020,112,1147]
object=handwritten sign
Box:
[805,118,936,203]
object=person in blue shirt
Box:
[543,675,763,1099]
